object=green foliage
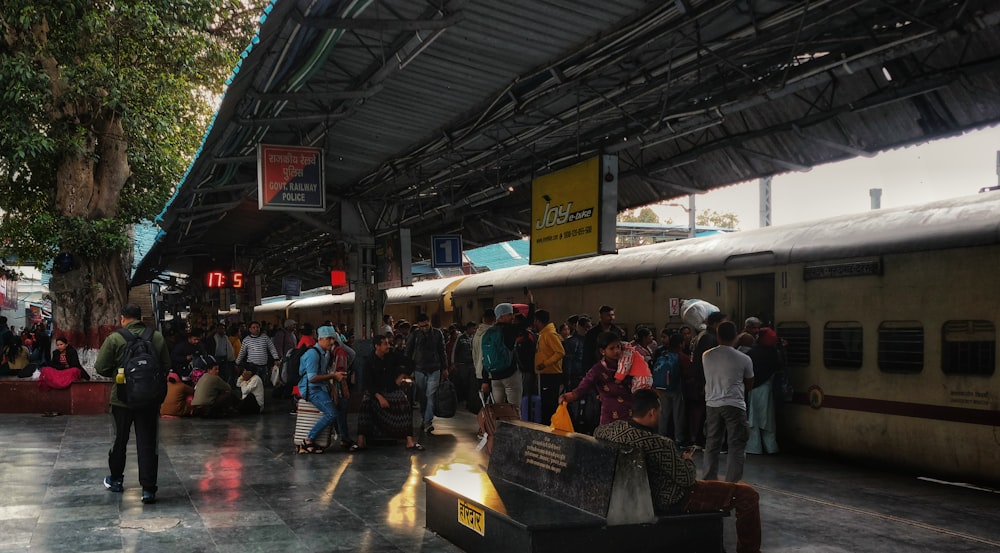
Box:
[0,0,263,264]
[696,209,740,230]
[617,207,660,224]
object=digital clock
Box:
[205,271,245,289]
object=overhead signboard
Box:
[257,144,325,212]
[432,235,463,268]
[530,155,618,264]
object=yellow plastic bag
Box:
[550,402,574,433]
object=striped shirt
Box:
[236,333,279,366]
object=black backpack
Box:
[281,344,309,385]
[117,327,166,409]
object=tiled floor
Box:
[0,404,997,553]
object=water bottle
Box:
[115,368,126,384]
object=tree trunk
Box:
[48,250,129,349]
[49,107,133,349]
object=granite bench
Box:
[425,419,725,553]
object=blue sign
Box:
[432,235,463,268]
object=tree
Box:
[696,209,740,230]
[0,1,262,347]
[617,207,660,224]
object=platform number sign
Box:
[432,235,463,268]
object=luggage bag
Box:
[294,400,333,451]
[476,393,519,455]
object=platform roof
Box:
[134,0,1000,296]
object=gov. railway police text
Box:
[267,151,319,203]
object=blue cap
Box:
[317,325,337,338]
[494,303,514,318]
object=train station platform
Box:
[0,405,997,553]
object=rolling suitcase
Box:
[294,399,333,451]
[477,393,519,455]
[520,374,542,423]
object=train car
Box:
[285,292,356,329]
[254,298,297,328]
[449,192,1000,485]
[382,275,469,328]
[259,276,469,334]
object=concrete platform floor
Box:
[0,405,997,553]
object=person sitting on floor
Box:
[190,356,236,417]
[353,334,423,452]
[44,337,89,380]
[161,373,195,417]
[236,365,264,414]
[593,388,762,553]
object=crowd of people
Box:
[73,296,777,548]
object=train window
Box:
[776,322,810,367]
[878,321,924,374]
[823,321,863,370]
[941,320,996,376]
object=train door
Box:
[735,274,775,327]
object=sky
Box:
[650,125,1000,230]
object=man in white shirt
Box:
[702,321,754,483]
[237,366,264,414]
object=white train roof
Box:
[452,192,1000,296]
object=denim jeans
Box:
[413,370,440,426]
[306,389,338,441]
[703,404,749,482]
[657,388,687,443]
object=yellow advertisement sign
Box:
[457,499,485,536]
[530,156,616,264]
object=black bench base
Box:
[425,463,726,553]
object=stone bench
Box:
[424,419,725,553]
[0,379,111,415]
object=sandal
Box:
[349,443,366,452]
[406,443,425,451]
[299,440,324,454]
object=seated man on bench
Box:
[593,388,762,553]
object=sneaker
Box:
[141,490,157,504]
[103,476,124,493]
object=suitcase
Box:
[520,374,542,423]
[477,393,519,455]
[520,394,542,423]
[294,400,333,451]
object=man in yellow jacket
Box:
[533,309,565,425]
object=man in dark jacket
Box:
[94,304,171,504]
[404,313,447,434]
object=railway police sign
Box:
[258,144,325,212]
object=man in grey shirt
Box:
[702,321,754,483]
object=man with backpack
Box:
[94,304,171,504]
[480,301,534,406]
[653,332,688,444]
[404,313,447,434]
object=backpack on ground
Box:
[652,351,681,391]
[280,344,310,386]
[514,329,537,373]
[117,327,166,409]
[481,326,512,375]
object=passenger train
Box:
[257,192,1000,485]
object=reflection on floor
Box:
[0,401,998,553]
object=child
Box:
[559,331,634,427]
